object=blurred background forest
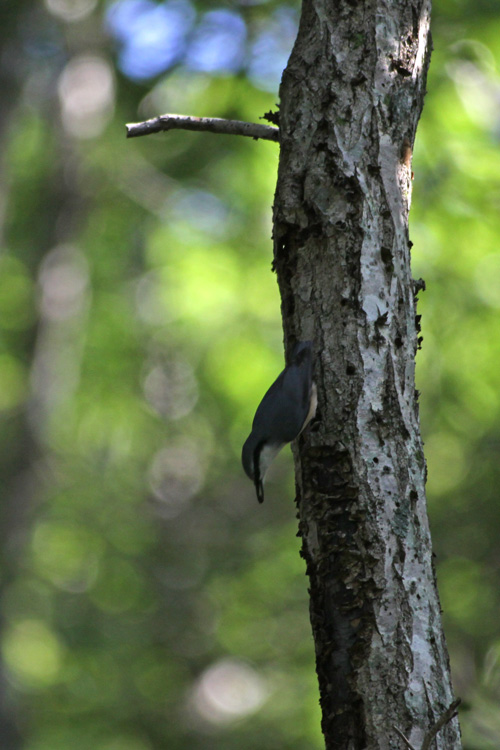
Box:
[0,0,500,748]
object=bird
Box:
[242,341,317,503]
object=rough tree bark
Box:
[273,0,462,748]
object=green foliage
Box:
[0,1,499,748]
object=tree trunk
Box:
[273,1,462,748]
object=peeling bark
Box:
[273,0,462,748]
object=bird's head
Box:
[242,433,282,503]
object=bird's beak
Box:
[255,478,264,504]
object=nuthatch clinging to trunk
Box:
[242,341,317,503]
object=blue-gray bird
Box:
[242,341,317,503]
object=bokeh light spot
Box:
[107,0,195,79]
[58,55,115,138]
[191,658,267,723]
[186,10,246,73]
[3,620,64,688]
[45,0,97,22]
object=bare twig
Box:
[421,699,461,750]
[393,726,417,750]
[126,114,280,142]
[394,698,461,750]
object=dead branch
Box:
[126,114,280,142]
